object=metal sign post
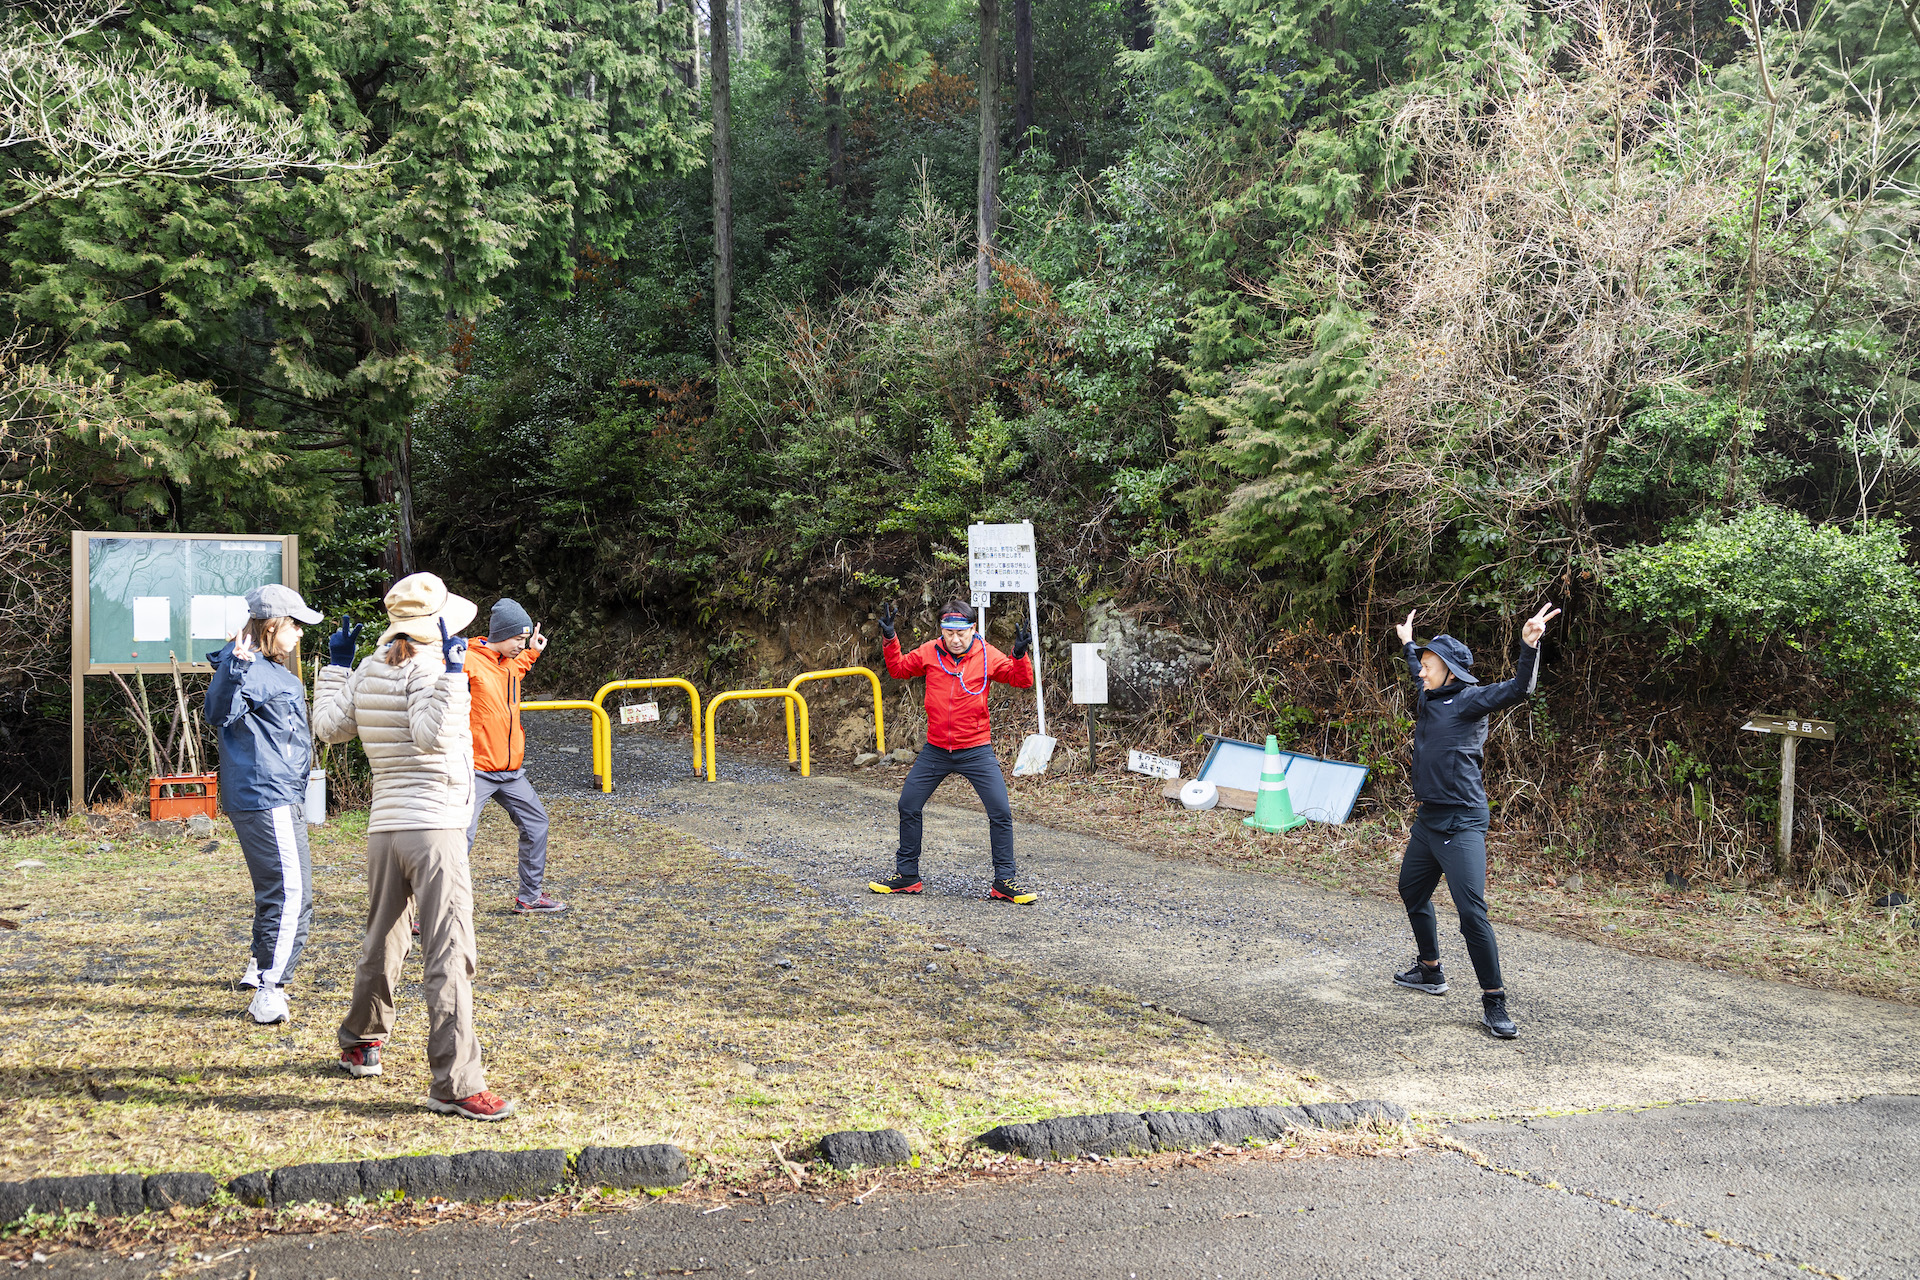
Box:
[1071,642,1108,770]
[967,521,1054,775]
[1739,714,1836,869]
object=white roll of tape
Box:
[1179,779,1219,811]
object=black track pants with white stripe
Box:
[229,805,314,986]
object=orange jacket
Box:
[883,635,1032,750]
[465,639,539,772]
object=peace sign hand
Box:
[230,629,258,663]
[1521,603,1562,648]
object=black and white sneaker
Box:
[1481,992,1518,1039]
[1393,960,1448,995]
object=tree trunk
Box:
[787,0,803,96]
[712,0,733,365]
[822,0,844,187]
[733,0,743,57]
[689,0,702,91]
[1013,0,1033,151]
[976,0,1000,301]
[1124,0,1151,51]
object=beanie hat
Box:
[488,598,534,643]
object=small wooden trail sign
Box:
[1740,713,1835,868]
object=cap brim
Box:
[287,603,324,625]
[1420,646,1479,684]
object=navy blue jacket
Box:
[1404,641,1538,808]
[204,640,312,811]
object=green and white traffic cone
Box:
[1243,734,1307,833]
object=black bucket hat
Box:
[1421,634,1478,685]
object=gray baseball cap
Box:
[245,583,323,624]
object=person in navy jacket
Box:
[1391,602,1559,1040]
[203,583,323,1025]
[870,599,1038,903]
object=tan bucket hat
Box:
[378,572,477,645]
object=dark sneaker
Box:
[1482,993,1518,1039]
[338,1041,383,1078]
[1393,961,1448,995]
[410,918,420,937]
[512,893,568,914]
[989,878,1038,904]
[425,1090,517,1121]
[869,874,924,894]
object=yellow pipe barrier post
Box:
[520,701,614,793]
[706,689,810,782]
[591,678,705,781]
[783,667,885,767]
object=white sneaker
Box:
[248,984,290,1024]
[239,957,261,989]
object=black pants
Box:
[1398,803,1504,991]
[895,744,1016,882]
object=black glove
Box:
[327,616,364,668]
[1011,621,1032,661]
[878,602,897,640]
[439,618,467,672]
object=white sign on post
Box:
[967,522,1039,595]
[1071,643,1108,705]
[1127,750,1181,780]
[620,702,660,725]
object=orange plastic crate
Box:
[148,774,219,821]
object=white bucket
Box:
[305,769,327,825]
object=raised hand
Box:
[327,616,364,669]
[878,602,897,640]
[529,622,547,653]
[1011,620,1032,661]
[1521,602,1562,648]
[439,618,468,672]
[1395,610,1416,646]
[230,629,257,664]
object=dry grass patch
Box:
[1006,771,1920,1005]
[0,800,1318,1182]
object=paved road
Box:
[45,1097,1916,1278]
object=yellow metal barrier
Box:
[591,677,705,781]
[706,689,810,781]
[520,701,613,793]
[783,666,885,766]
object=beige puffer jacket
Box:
[312,644,473,833]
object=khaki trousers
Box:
[337,828,487,1101]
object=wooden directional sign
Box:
[1741,715,1836,741]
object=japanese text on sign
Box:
[967,521,1039,595]
[1127,749,1180,780]
[620,702,660,725]
[1740,715,1836,740]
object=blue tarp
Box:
[1196,735,1370,825]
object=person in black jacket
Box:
[1391,603,1559,1039]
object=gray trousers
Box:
[465,769,550,903]
[229,805,312,986]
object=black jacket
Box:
[1404,641,1538,807]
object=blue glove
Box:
[878,602,896,640]
[1011,621,1032,661]
[327,616,364,668]
[439,618,467,672]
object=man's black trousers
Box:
[895,744,1016,882]
[1398,803,1505,991]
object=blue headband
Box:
[940,613,973,629]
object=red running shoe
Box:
[512,893,568,914]
[869,874,923,894]
[425,1090,518,1121]
[338,1041,383,1078]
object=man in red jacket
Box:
[870,599,1038,903]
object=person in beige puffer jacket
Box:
[312,572,516,1121]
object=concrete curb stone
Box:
[359,1155,454,1199]
[271,1162,363,1207]
[143,1172,217,1211]
[983,1100,1410,1160]
[817,1129,912,1171]
[575,1145,690,1190]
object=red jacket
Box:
[465,639,539,772]
[884,635,1033,750]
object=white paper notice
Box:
[1127,749,1181,780]
[132,596,171,642]
[191,595,250,639]
[620,702,660,725]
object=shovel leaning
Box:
[1011,590,1055,776]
